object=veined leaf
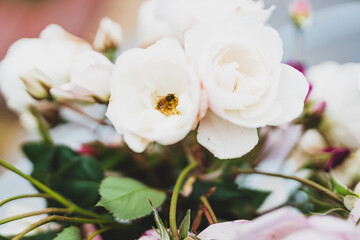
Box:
[97,177,166,220]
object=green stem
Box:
[29,106,53,144]
[200,196,218,224]
[0,208,70,225]
[178,142,196,164]
[0,194,52,207]
[87,225,116,240]
[169,161,198,240]
[235,169,342,203]
[12,215,113,240]
[0,158,101,219]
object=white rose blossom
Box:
[0,24,113,115]
[137,0,274,46]
[185,19,309,159]
[106,38,201,152]
[307,62,360,149]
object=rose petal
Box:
[197,220,249,240]
[123,131,149,153]
[197,111,258,159]
[269,64,309,125]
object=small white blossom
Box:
[0,24,90,114]
[0,24,113,116]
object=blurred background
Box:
[0,0,359,173]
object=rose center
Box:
[155,93,179,116]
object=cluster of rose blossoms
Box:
[1,0,308,160]
[2,0,360,239]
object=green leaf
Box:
[54,226,81,240]
[179,209,191,238]
[22,142,54,184]
[50,155,104,208]
[97,177,166,220]
[22,142,104,208]
[190,179,270,219]
[150,201,171,240]
[330,172,357,197]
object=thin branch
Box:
[0,158,103,219]
[200,196,218,224]
[235,169,342,203]
[0,194,52,207]
[0,208,70,225]
[169,161,198,240]
[29,106,53,144]
[191,209,203,233]
[86,225,116,240]
[12,215,114,240]
[202,207,214,225]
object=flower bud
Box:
[78,144,97,156]
[289,0,312,28]
[323,147,351,172]
[93,17,123,52]
[182,175,196,197]
[20,69,51,100]
[301,101,326,129]
[286,60,306,75]
[298,129,326,155]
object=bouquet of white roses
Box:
[1,0,360,239]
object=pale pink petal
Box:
[50,83,95,102]
[197,220,249,240]
[197,111,258,159]
[242,207,307,239]
[283,230,338,240]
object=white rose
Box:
[137,0,274,47]
[0,24,90,114]
[50,50,113,103]
[307,62,360,148]
[93,17,124,52]
[106,38,201,152]
[185,20,309,159]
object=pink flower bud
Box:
[78,144,97,156]
[323,147,351,172]
[289,0,312,28]
[310,101,326,117]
